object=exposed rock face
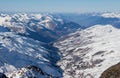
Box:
[100,63,120,78]
[0,73,7,78]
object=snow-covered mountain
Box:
[101,12,120,18]
[0,13,72,78]
[54,25,120,78]
[0,13,82,43]
[0,31,62,78]
[0,12,120,78]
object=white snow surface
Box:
[0,32,62,78]
[0,13,63,32]
[101,12,120,18]
[54,25,120,78]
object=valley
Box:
[0,12,120,78]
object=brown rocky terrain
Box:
[100,63,120,78]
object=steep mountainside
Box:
[0,31,62,78]
[54,25,120,78]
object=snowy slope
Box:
[54,25,120,78]
[6,65,59,78]
[0,31,62,78]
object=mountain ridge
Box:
[54,24,120,78]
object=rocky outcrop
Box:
[100,63,120,78]
[0,73,7,78]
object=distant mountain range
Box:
[56,12,120,28]
[0,13,82,43]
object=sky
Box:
[0,0,120,13]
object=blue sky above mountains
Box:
[0,0,120,13]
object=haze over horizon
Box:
[0,0,120,13]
